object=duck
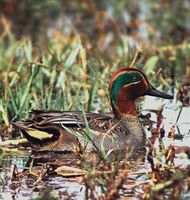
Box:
[13,68,173,155]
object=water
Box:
[0,101,190,200]
[0,151,85,200]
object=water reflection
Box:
[0,151,85,199]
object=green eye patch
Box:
[110,72,142,106]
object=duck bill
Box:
[145,85,173,99]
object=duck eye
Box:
[133,76,137,81]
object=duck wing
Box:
[12,110,115,150]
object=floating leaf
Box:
[55,165,85,177]
[0,138,28,147]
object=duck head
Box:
[109,68,173,118]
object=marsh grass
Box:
[0,34,111,126]
[1,24,190,127]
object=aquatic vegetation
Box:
[0,1,190,199]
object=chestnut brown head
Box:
[109,68,173,116]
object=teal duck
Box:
[13,68,173,154]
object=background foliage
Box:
[0,0,190,123]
